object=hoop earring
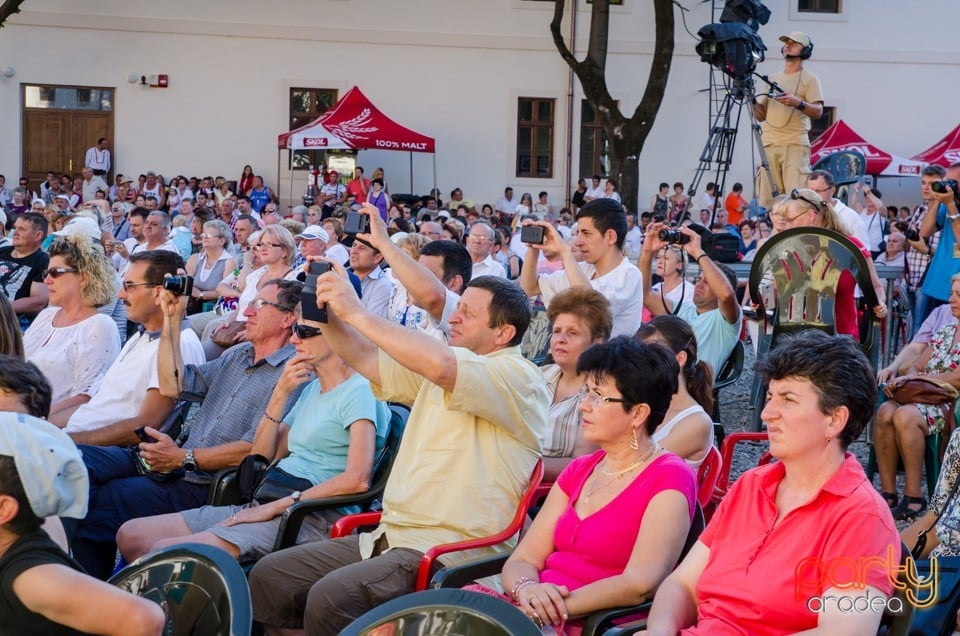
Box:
[630,427,640,451]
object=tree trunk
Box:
[551,0,675,212]
[0,0,27,29]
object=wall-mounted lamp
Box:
[1,66,15,79]
[127,72,147,85]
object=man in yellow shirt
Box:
[753,31,824,209]
[249,204,549,635]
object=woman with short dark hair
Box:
[645,331,899,635]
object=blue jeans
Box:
[67,445,207,579]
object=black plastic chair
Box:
[205,403,410,553]
[430,504,705,636]
[747,227,880,430]
[711,340,744,446]
[108,543,252,636]
[812,150,866,203]
[340,588,542,636]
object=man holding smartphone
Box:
[519,198,643,337]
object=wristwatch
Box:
[290,491,302,504]
[182,449,198,472]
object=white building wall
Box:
[0,0,957,211]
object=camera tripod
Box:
[684,75,778,226]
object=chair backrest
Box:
[340,589,542,636]
[679,503,706,562]
[696,446,722,510]
[108,543,252,636]
[521,308,552,365]
[878,542,915,636]
[367,403,410,504]
[713,340,745,390]
[748,227,879,355]
[812,150,866,190]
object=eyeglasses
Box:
[468,234,490,241]
[256,242,283,250]
[291,322,322,339]
[790,189,824,213]
[41,267,78,279]
[581,390,628,408]
[809,185,833,195]
[250,297,293,312]
[199,233,221,239]
[121,280,157,292]
[264,208,278,214]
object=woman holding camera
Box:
[647,247,695,314]
[23,234,120,427]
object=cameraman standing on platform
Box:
[917,163,960,323]
[753,31,824,209]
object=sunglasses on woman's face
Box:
[291,322,322,339]
[41,267,79,279]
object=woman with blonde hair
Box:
[23,234,120,426]
[0,295,24,358]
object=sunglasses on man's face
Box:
[291,322,322,339]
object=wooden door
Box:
[21,84,115,194]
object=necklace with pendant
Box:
[583,443,661,503]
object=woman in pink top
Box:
[489,338,697,634]
[643,331,900,636]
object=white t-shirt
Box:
[65,327,205,433]
[584,185,604,200]
[23,308,121,405]
[650,280,696,311]
[472,254,507,279]
[539,258,644,337]
[832,199,871,248]
[236,266,299,322]
[624,227,644,261]
[326,243,350,267]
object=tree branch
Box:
[549,0,579,69]
[0,0,27,29]
[629,0,675,133]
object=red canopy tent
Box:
[277,86,436,202]
[912,124,960,168]
[810,119,925,177]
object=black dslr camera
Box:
[658,228,691,245]
[162,275,194,296]
[932,179,960,207]
[894,221,921,243]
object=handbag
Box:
[908,557,960,636]
[252,464,312,505]
[885,376,959,456]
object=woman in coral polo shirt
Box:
[643,331,900,636]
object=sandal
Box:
[893,496,928,521]
[881,492,899,510]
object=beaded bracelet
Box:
[510,576,537,601]
[263,412,283,425]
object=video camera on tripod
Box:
[695,0,771,83]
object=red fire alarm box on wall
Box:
[157,74,168,88]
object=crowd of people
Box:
[2,29,960,632]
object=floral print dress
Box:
[916,323,960,434]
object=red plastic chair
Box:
[705,432,769,521]
[330,459,545,591]
[696,446,722,510]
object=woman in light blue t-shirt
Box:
[116,314,391,563]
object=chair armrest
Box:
[206,468,240,506]
[272,492,381,551]
[599,618,649,636]
[417,528,521,591]
[330,511,383,539]
[580,601,651,636]
[430,553,511,589]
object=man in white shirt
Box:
[348,237,392,317]
[806,170,870,247]
[520,198,643,337]
[584,175,604,203]
[66,250,205,445]
[494,187,515,216]
[84,137,111,176]
[80,167,108,204]
[624,211,644,262]
[467,221,506,279]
